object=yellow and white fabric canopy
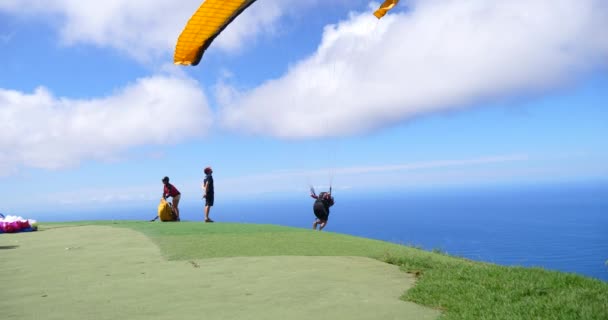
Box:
[174,0,258,66]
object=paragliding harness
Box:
[311,186,334,210]
[316,192,334,208]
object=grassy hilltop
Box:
[1,221,606,319]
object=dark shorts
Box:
[313,201,329,221]
[205,194,214,206]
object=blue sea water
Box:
[33,182,608,282]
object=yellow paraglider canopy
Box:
[373,0,400,19]
[174,0,258,66]
[158,198,177,221]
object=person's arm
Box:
[202,180,208,198]
[310,186,317,199]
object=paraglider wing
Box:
[174,0,258,66]
[373,0,399,19]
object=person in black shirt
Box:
[310,189,334,231]
[202,167,214,222]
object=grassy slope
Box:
[42,222,608,319]
[1,225,439,320]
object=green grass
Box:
[40,221,608,319]
[384,254,608,319]
[3,223,437,320]
[44,221,427,260]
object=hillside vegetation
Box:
[4,221,606,320]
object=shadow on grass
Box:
[0,245,19,250]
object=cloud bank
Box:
[218,0,608,138]
[35,153,530,207]
[0,76,211,174]
[0,0,327,175]
[0,0,322,62]
[2,0,607,174]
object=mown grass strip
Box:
[42,221,608,319]
[1,225,439,320]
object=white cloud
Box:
[0,0,324,62]
[30,153,529,207]
[330,154,530,175]
[9,152,608,210]
[0,75,211,174]
[47,184,159,206]
[217,153,530,196]
[219,0,608,138]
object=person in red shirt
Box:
[162,176,181,221]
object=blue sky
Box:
[1,0,607,215]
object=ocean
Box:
[34,182,608,282]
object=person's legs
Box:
[204,195,214,222]
[204,205,212,222]
[318,220,327,231]
[172,195,181,221]
[313,202,327,231]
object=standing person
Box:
[202,167,214,222]
[162,176,181,221]
[310,188,334,231]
